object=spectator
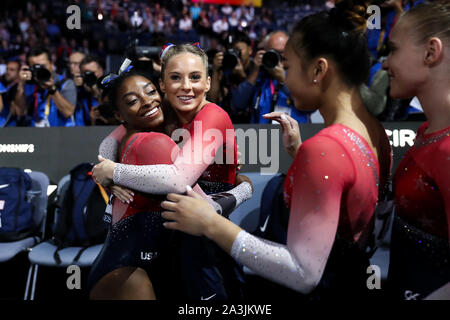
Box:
[69,38,79,52]
[77,55,104,126]
[212,16,229,35]
[208,31,254,121]
[69,51,86,87]
[0,23,11,42]
[46,18,61,38]
[93,40,107,59]
[228,12,239,30]
[0,60,21,126]
[14,46,77,127]
[221,2,234,16]
[196,10,212,46]
[232,30,310,124]
[142,6,155,32]
[179,13,193,32]
[56,37,72,73]
[130,10,143,28]
[155,13,165,32]
[190,2,202,22]
[81,38,90,55]
[19,17,30,39]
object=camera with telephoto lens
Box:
[126,39,160,74]
[222,49,241,71]
[82,71,98,87]
[29,64,52,83]
[262,49,282,69]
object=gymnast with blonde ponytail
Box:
[382,0,450,300]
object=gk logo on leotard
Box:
[404,290,420,300]
[140,252,157,260]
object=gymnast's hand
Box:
[237,145,242,171]
[161,186,217,237]
[111,184,134,204]
[263,112,302,159]
[92,155,116,187]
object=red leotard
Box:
[388,122,450,299]
[112,132,179,224]
[231,124,390,295]
[112,103,237,194]
[394,122,450,239]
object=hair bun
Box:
[331,0,369,33]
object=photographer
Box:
[69,51,86,88]
[208,31,255,121]
[232,31,310,124]
[0,60,21,127]
[14,47,77,127]
[77,55,104,126]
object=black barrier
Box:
[0,123,421,183]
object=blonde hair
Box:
[403,1,450,45]
[160,44,209,80]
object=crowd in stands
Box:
[0,0,426,127]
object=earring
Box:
[313,79,318,84]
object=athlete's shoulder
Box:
[305,125,346,148]
[199,102,229,117]
[195,102,233,127]
[134,131,173,145]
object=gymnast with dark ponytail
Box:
[159,0,392,300]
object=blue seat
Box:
[369,247,390,281]
[0,237,38,262]
[25,174,103,300]
[29,241,103,267]
[229,172,279,233]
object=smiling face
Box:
[115,75,164,131]
[160,52,211,117]
[382,18,428,99]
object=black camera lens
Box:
[222,49,241,71]
[133,60,154,74]
[31,64,52,82]
[83,71,98,87]
[262,50,281,69]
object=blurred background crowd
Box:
[0,0,425,127]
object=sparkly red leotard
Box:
[388,122,450,300]
[231,124,391,298]
[112,132,178,224]
[112,103,237,194]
